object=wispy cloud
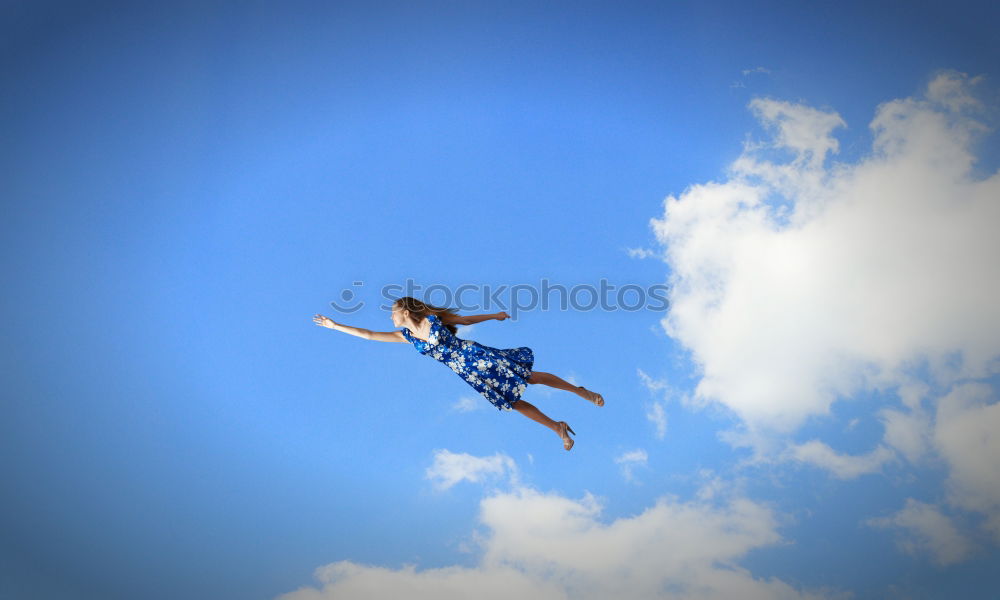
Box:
[646,402,667,440]
[425,449,518,490]
[868,499,974,565]
[637,368,670,393]
[731,66,772,88]
[637,369,671,439]
[625,246,658,259]
[786,440,895,479]
[451,396,483,412]
[615,449,649,482]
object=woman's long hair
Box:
[392,296,461,336]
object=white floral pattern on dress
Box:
[401,314,534,411]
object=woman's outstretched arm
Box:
[462,311,510,325]
[313,314,374,340]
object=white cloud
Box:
[278,562,560,600]
[867,498,974,565]
[746,97,846,169]
[425,449,518,490]
[879,406,931,463]
[926,72,985,113]
[786,440,895,479]
[897,380,931,410]
[649,70,1000,446]
[694,469,731,502]
[648,69,1000,554]
[615,449,649,482]
[276,474,832,600]
[934,382,1000,540]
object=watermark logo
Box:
[329,281,367,314]
[328,279,670,318]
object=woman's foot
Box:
[557,421,576,451]
[579,386,604,407]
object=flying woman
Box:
[312,296,604,451]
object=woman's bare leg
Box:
[512,399,559,433]
[513,400,574,449]
[527,371,581,393]
[528,371,603,405]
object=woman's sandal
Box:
[580,386,604,407]
[557,421,576,451]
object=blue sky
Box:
[3,1,999,599]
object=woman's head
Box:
[390,296,460,335]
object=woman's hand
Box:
[495,311,511,321]
[313,314,338,329]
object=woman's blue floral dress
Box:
[401,314,534,411]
